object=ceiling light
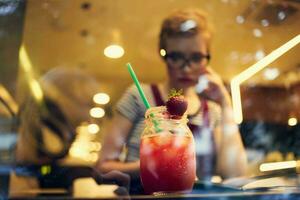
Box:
[253,29,263,38]
[87,124,100,134]
[255,50,265,61]
[160,49,166,57]
[261,19,269,27]
[278,11,286,21]
[263,68,279,80]
[89,107,105,118]
[236,15,245,24]
[104,44,124,59]
[93,93,110,104]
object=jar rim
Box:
[145,106,188,123]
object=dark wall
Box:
[240,121,300,155]
[241,83,300,124]
[239,83,300,156]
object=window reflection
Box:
[0,0,299,198]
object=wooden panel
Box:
[241,83,300,124]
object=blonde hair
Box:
[159,8,213,52]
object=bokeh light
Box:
[104,44,124,59]
[88,123,100,134]
[93,93,110,105]
[90,107,105,118]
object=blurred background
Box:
[0,0,299,184]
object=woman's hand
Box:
[93,170,130,195]
[197,67,231,107]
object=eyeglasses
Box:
[163,51,210,69]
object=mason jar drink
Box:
[140,106,196,194]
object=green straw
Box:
[126,63,161,132]
[126,63,151,109]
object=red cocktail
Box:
[140,131,196,194]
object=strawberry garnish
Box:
[166,89,188,117]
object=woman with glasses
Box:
[96,8,247,188]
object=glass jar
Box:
[140,106,196,194]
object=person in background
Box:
[96,8,247,186]
[16,67,100,164]
[14,67,130,193]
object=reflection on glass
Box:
[231,34,300,124]
[0,0,299,198]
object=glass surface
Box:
[0,0,299,199]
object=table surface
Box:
[7,190,300,200]
[7,183,300,200]
[3,165,300,200]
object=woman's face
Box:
[164,34,209,90]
